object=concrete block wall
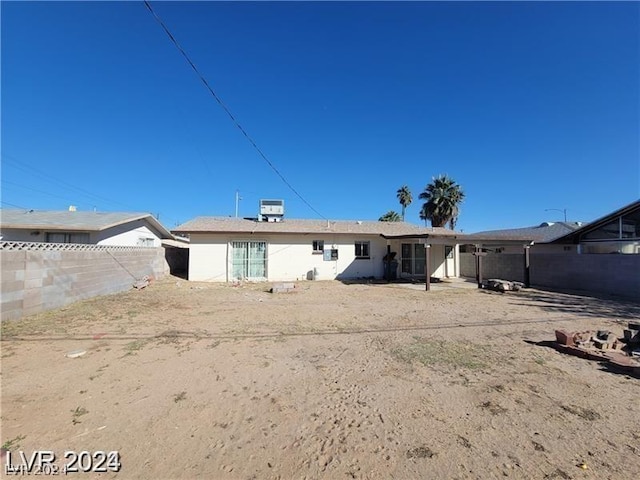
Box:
[530,253,640,300]
[461,251,639,300]
[460,253,525,283]
[1,247,169,321]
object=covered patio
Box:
[382,231,534,291]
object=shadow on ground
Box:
[526,339,640,380]
[506,289,640,320]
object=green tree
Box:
[396,185,412,221]
[379,210,402,222]
[419,204,428,226]
[418,175,465,229]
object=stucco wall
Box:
[1,220,163,246]
[96,223,162,247]
[1,245,169,321]
[187,233,389,282]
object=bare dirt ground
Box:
[2,277,639,479]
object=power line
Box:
[1,200,30,210]
[2,154,133,210]
[2,154,181,227]
[143,1,326,220]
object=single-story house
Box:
[0,209,173,247]
[173,216,465,285]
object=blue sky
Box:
[2,1,638,232]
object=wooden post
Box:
[524,244,531,287]
[425,244,431,291]
[386,244,391,282]
[474,245,486,289]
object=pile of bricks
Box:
[623,322,640,356]
[554,325,640,376]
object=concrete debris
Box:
[553,325,640,376]
[133,275,151,290]
[270,282,297,294]
[483,279,525,292]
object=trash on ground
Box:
[66,350,87,358]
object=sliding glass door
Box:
[231,241,267,280]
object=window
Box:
[355,241,370,259]
[312,240,324,254]
[137,237,155,247]
[46,232,90,244]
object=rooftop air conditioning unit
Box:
[259,199,284,222]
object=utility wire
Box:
[1,200,30,210]
[143,0,326,219]
[2,154,133,210]
[2,154,181,227]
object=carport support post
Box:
[523,244,531,287]
[424,244,431,291]
[475,245,484,288]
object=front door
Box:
[231,241,267,280]
[444,245,455,277]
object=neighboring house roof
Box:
[467,221,586,244]
[173,217,462,239]
[549,199,640,244]
[0,209,173,238]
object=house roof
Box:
[0,209,173,238]
[173,216,462,238]
[549,199,640,244]
[466,221,585,244]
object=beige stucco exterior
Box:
[187,233,460,282]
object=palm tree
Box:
[419,204,428,226]
[396,185,412,221]
[418,175,465,229]
[379,210,402,222]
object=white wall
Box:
[1,220,164,247]
[188,234,229,281]
[187,233,389,282]
[96,225,161,247]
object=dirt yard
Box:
[1,277,639,479]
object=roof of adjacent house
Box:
[0,209,173,238]
[173,216,463,238]
[465,221,585,244]
[549,199,640,244]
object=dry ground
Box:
[1,277,639,479]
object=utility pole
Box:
[235,190,242,218]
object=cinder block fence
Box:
[460,252,640,300]
[1,242,169,321]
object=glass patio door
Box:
[413,244,426,275]
[401,243,426,275]
[231,241,267,280]
[401,244,412,274]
